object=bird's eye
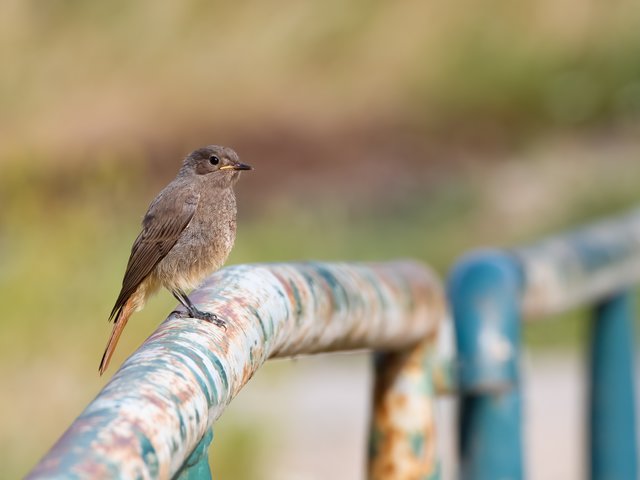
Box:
[209,155,220,165]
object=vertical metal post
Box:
[369,340,440,480]
[448,251,524,480]
[589,292,638,480]
[174,429,213,480]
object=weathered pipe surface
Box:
[515,208,640,317]
[27,261,444,480]
[369,340,440,480]
[447,251,524,478]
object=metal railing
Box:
[27,261,449,480]
[26,211,640,479]
[449,209,640,480]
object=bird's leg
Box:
[171,289,226,329]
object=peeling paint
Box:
[516,208,640,317]
[448,210,640,479]
[369,341,441,480]
[27,261,444,480]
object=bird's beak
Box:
[220,162,253,171]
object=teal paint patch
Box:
[248,342,265,370]
[170,339,230,403]
[183,340,229,393]
[362,269,390,311]
[44,409,118,478]
[169,344,216,405]
[210,356,229,393]
[249,305,269,341]
[135,430,159,478]
[173,429,214,480]
[289,280,304,319]
[275,288,291,319]
[409,432,425,458]
[299,268,320,296]
[315,264,350,313]
[176,338,231,405]
[169,393,188,443]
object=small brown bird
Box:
[99,145,252,375]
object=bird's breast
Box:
[155,189,237,290]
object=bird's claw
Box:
[172,308,226,329]
[198,311,227,330]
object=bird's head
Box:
[181,145,252,184]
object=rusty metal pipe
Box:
[27,261,445,480]
[515,208,640,317]
[369,339,441,480]
[448,208,640,479]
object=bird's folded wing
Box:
[109,191,200,321]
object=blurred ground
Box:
[224,352,635,480]
[2,1,640,478]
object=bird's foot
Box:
[187,308,227,329]
[171,308,227,329]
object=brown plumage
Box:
[99,145,252,375]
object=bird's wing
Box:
[109,190,200,322]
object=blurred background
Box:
[1,1,640,478]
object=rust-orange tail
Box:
[99,299,136,375]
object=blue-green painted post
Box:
[174,429,214,480]
[589,292,638,480]
[448,251,524,480]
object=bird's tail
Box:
[99,299,135,375]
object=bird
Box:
[99,145,252,375]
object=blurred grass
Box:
[1,0,640,157]
[2,138,640,359]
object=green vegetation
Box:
[1,0,640,159]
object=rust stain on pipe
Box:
[369,340,440,480]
